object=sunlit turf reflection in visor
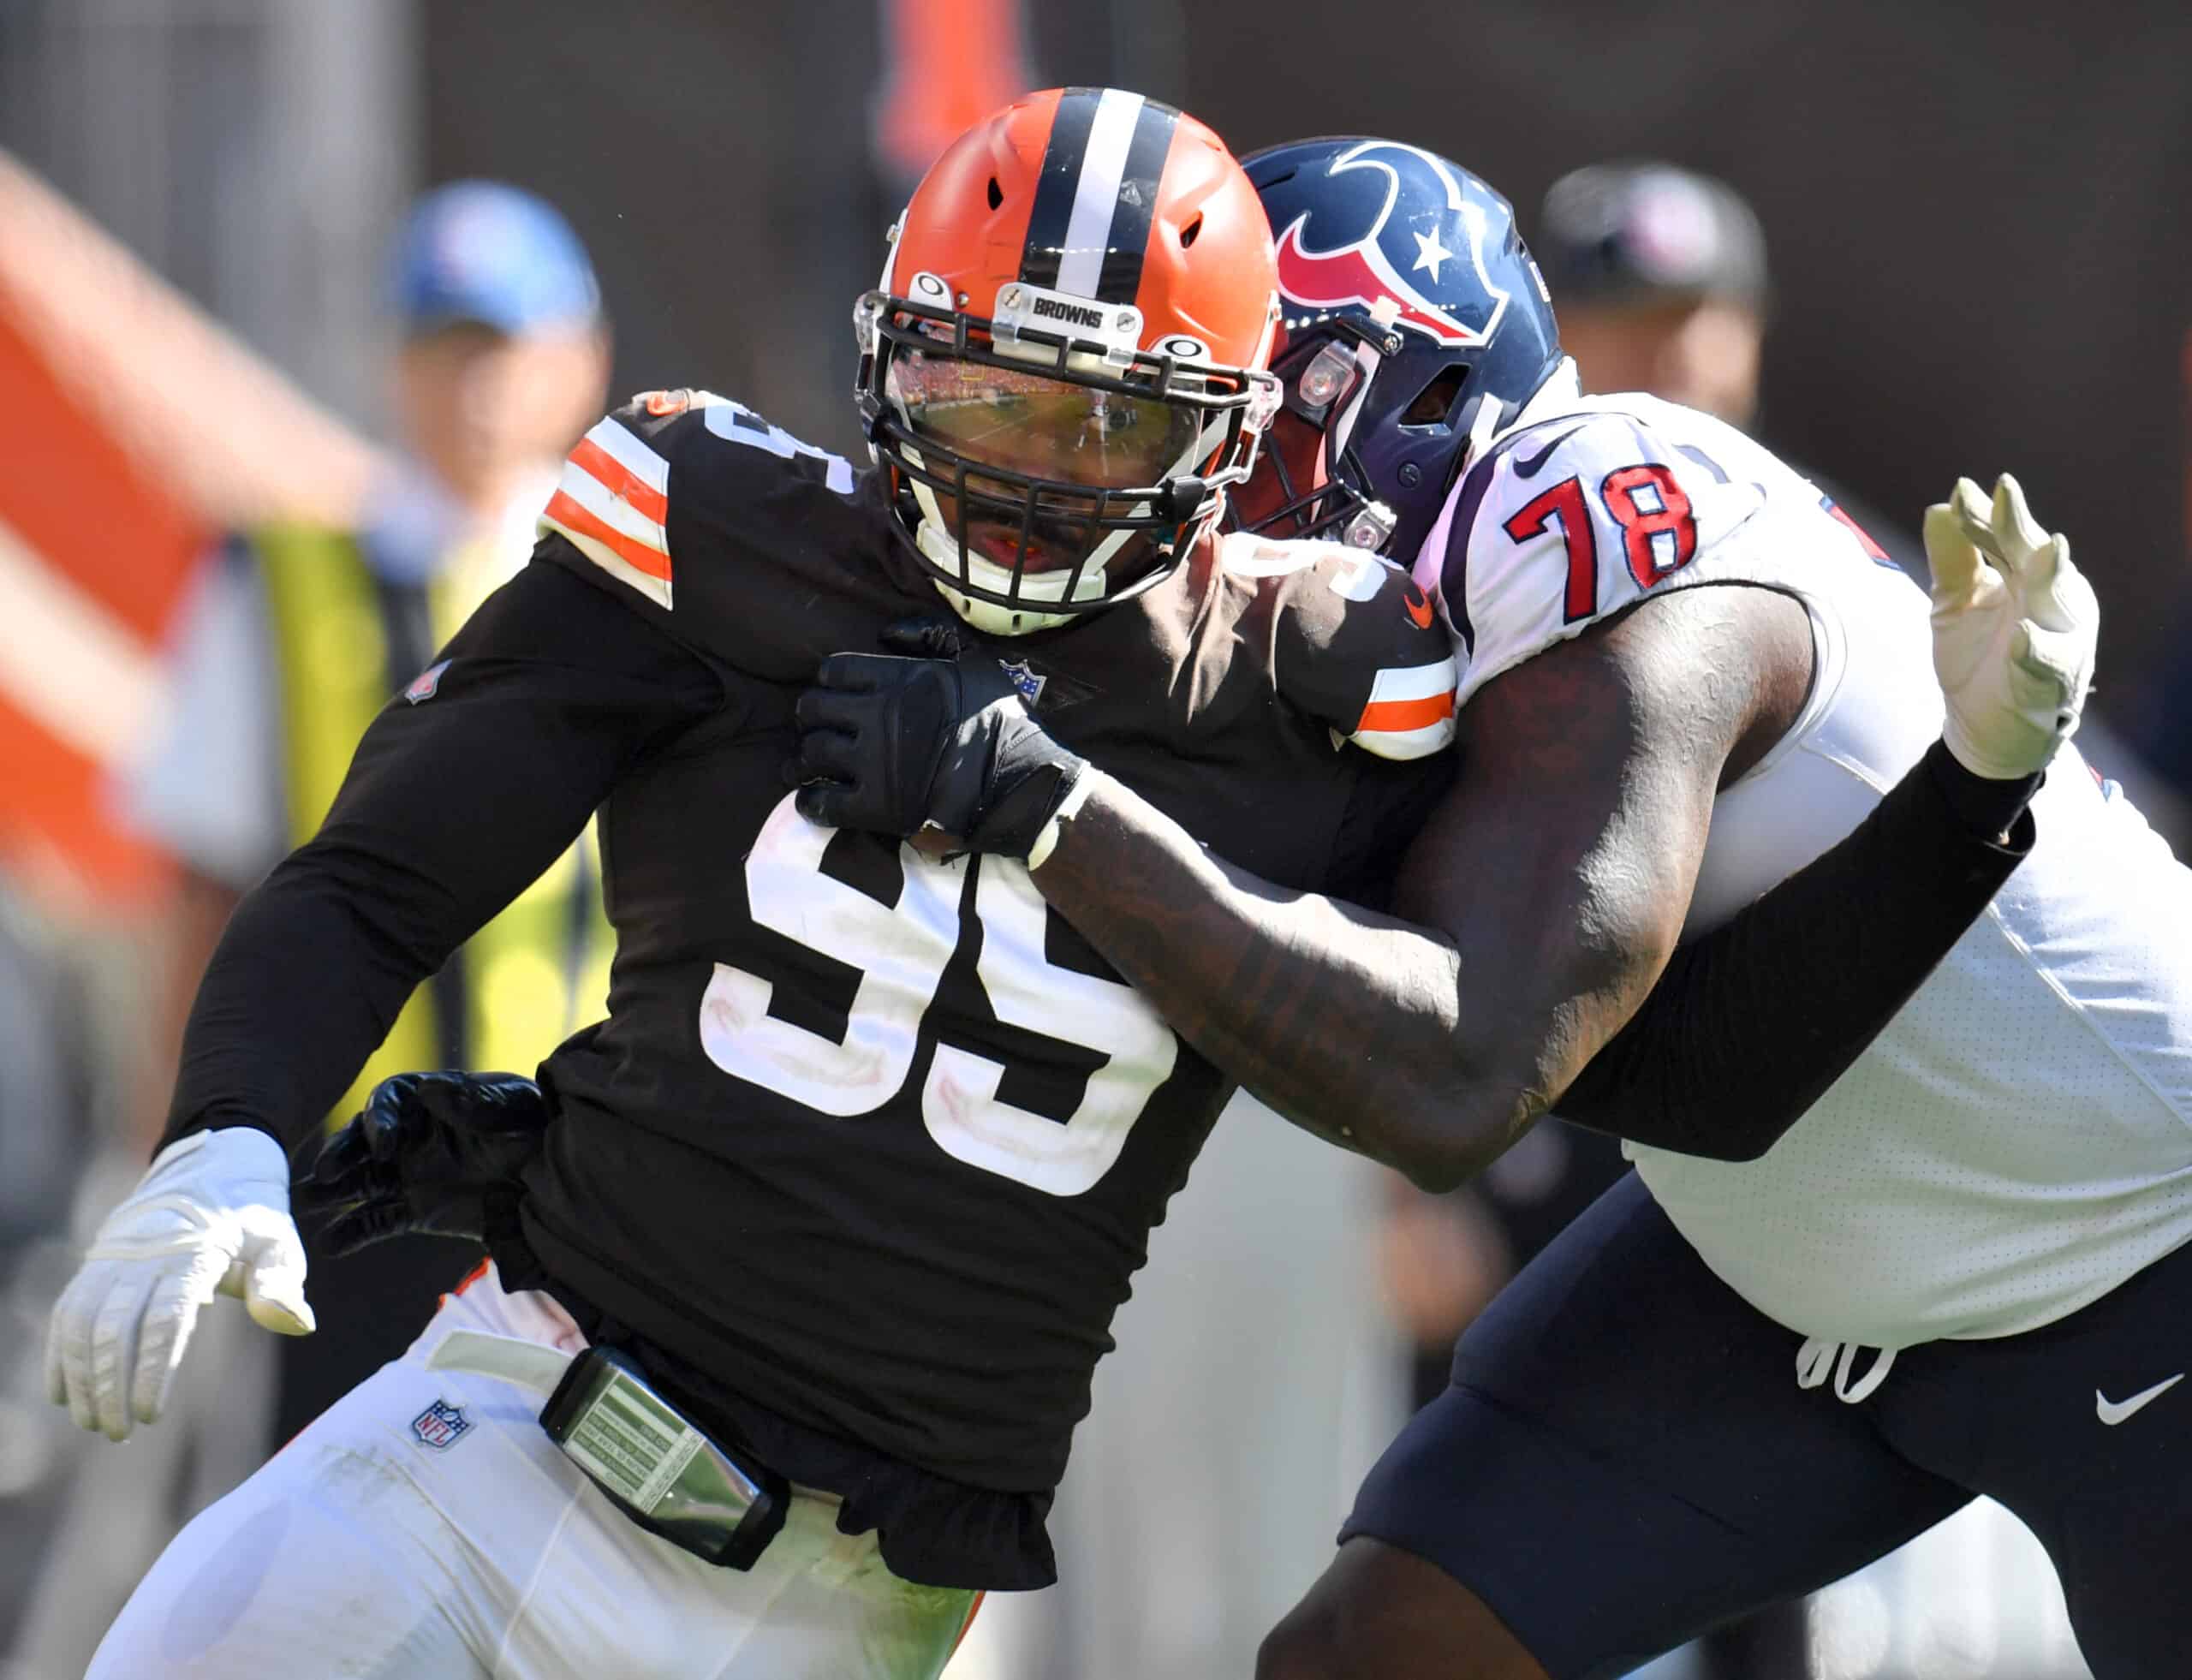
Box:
[887,349,1209,505]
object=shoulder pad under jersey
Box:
[1419,403,1777,712]
[539,388,858,614]
[1218,532,1456,761]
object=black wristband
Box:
[1924,738,2044,842]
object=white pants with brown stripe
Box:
[86,1266,978,1680]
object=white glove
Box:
[46,1127,315,1441]
[1923,474,2099,780]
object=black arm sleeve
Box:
[1556,741,2038,1160]
[163,549,723,1156]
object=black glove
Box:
[297,1071,550,1257]
[789,620,1090,861]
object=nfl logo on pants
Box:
[411,1397,472,1450]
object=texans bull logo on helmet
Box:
[1272,140,1511,349]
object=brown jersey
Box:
[517,389,1455,1582]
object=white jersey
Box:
[1416,378,2192,1349]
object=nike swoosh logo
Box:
[1403,586,1434,629]
[1510,424,1589,480]
[2096,1372,2184,1425]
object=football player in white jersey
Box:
[795,139,2183,1679]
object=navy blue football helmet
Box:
[1236,139,1564,563]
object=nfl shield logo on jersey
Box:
[404,659,451,705]
[410,1397,472,1450]
[998,658,1046,706]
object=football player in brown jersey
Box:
[49,90,1474,1680]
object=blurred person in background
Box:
[1545,161,2177,890]
[123,181,613,1445]
[5,180,611,1680]
[1541,159,1924,578]
[1540,160,1768,431]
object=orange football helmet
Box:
[855,87,1280,634]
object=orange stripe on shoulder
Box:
[569,435,670,524]
[1357,690,1456,733]
[545,489,675,581]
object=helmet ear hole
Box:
[1180,214,1203,248]
[986,176,1004,211]
[1402,363,1468,427]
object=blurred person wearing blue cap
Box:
[385,181,610,541]
[16,182,618,1680]
[251,180,615,1442]
[152,179,614,1439]
[122,179,611,909]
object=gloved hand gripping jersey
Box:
[789,617,1093,866]
[299,1069,551,1254]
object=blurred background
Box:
[3,2,2188,1677]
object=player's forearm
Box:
[1033,773,1531,1189]
[1033,749,2043,1185]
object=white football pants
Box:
[86,1265,979,1679]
